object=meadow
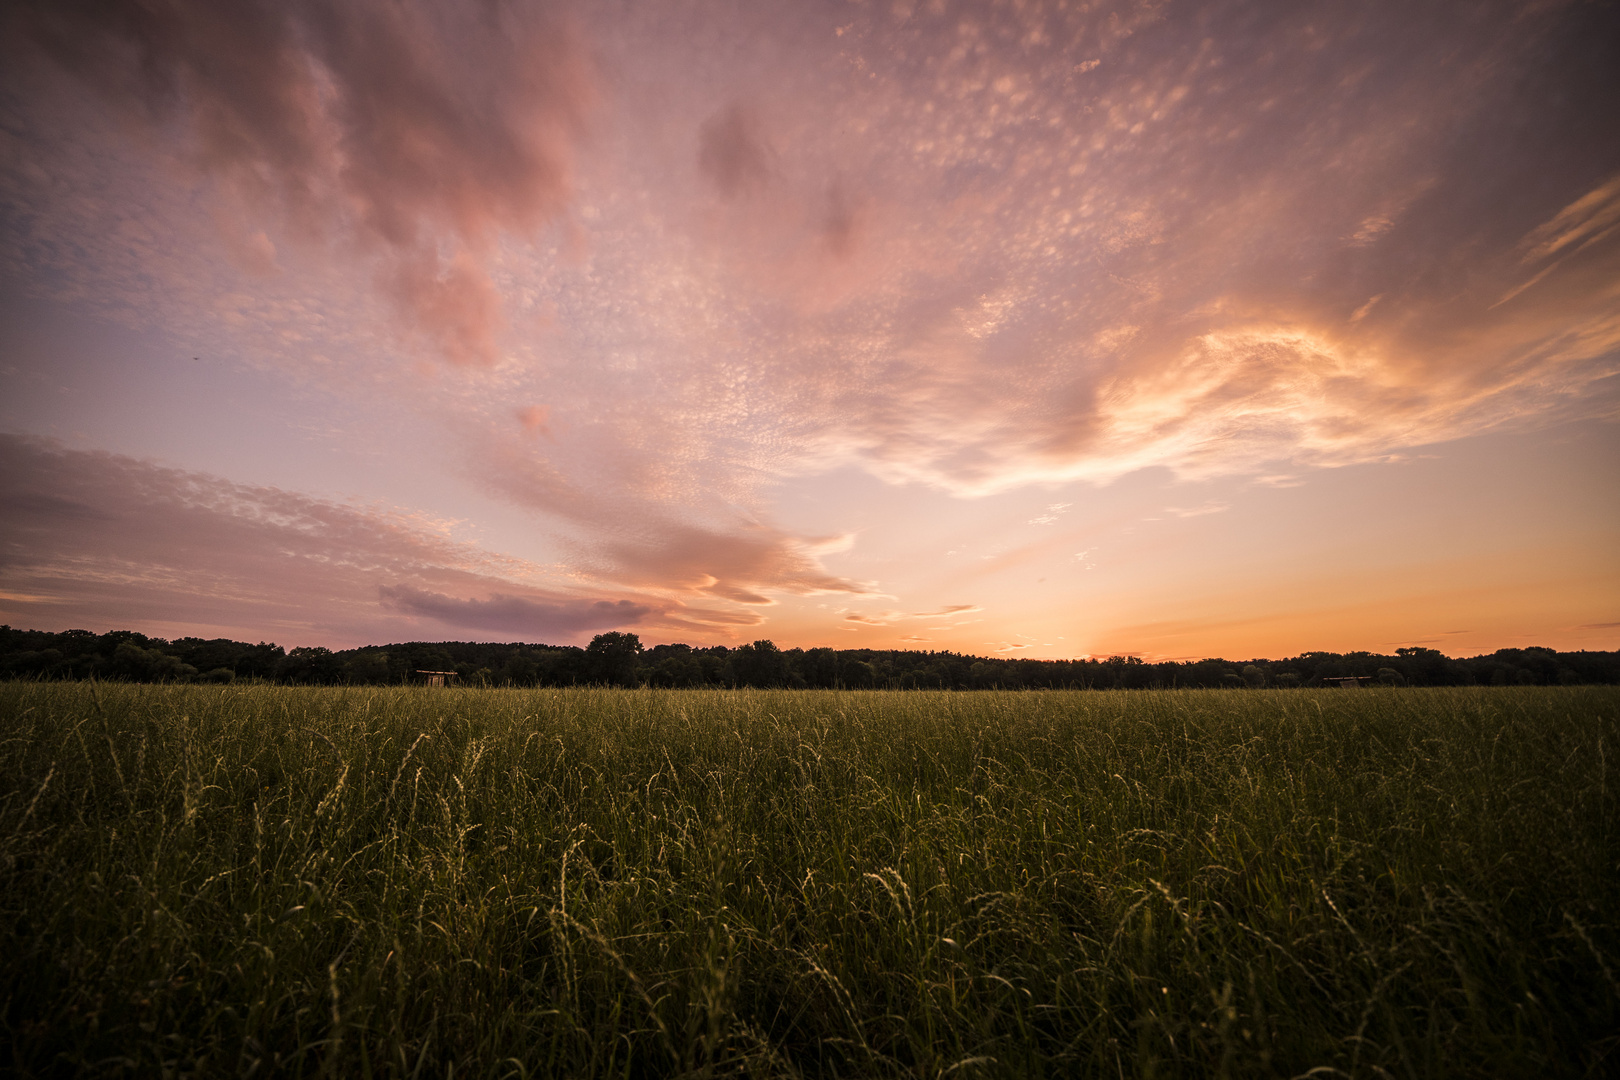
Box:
[1,683,1614,1078]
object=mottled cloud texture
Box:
[2,0,1617,648]
[7,0,591,365]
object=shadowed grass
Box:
[1,684,1615,1076]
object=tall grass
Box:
[1,684,1615,1077]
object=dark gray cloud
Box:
[0,490,112,524]
[379,586,651,635]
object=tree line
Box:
[3,625,1617,688]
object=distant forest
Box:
[3,625,1617,689]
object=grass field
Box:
[1,684,1615,1077]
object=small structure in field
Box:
[1325,676,1369,688]
[416,669,459,687]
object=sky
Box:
[1,0,1617,660]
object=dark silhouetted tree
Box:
[732,639,788,687]
[586,631,643,685]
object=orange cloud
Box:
[842,604,980,627]
[516,404,552,437]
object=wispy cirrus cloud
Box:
[911,605,981,619]
[1162,503,1230,519]
[842,604,980,627]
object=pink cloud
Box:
[588,1,1620,496]
[698,104,775,199]
[464,428,871,607]
[10,0,593,366]
[516,405,551,436]
[0,436,748,646]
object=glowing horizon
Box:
[2,0,1616,659]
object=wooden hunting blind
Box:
[416,669,459,687]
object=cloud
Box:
[516,405,552,437]
[378,586,652,636]
[9,0,594,366]
[698,104,773,199]
[590,0,1620,496]
[1493,173,1620,309]
[910,604,981,619]
[599,521,867,602]
[842,603,979,627]
[389,249,506,367]
[820,180,859,259]
[1164,503,1230,519]
[0,435,731,645]
[4,0,1618,647]
[465,427,871,606]
[1520,174,1620,265]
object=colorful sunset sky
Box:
[2,0,1617,659]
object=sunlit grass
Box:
[2,684,1615,1076]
